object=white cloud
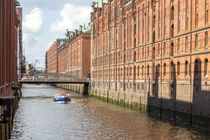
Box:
[23,33,39,48]
[24,40,47,68]
[22,8,45,67]
[23,8,43,33]
[49,3,91,32]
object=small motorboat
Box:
[54,93,71,103]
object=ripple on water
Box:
[10,84,210,140]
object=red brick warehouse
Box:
[0,0,23,138]
[90,0,210,125]
[46,25,91,79]
[46,39,63,73]
[0,0,22,97]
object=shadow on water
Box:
[10,84,210,139]
[147,60,210,131]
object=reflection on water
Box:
[11,84,210,140]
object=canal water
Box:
[11,84,210,140]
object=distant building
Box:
[46,39,62,73]
[46,25,91,78]
[45,52,48,73]
[64,26,91,78]
[57,39,66,74]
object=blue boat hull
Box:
[54,97,71,102]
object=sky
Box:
[19,0,93,68]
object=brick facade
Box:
[46,26,91,79]
[0,0,21,97]
[57,40,67,74]
[46,39,61,73]
[0,0,22,131]
[90,0,210,120]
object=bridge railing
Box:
[20,73,89,83]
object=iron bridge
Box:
[19,73,89,84]
[19,73,89,96]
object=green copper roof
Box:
[93,0,108,8]
[79,25,90,33]
[15,0,20,6]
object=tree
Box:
[21,56,26,74]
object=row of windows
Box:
[92,31,209,68]
[92,58,209,80]
[92,0,209,54]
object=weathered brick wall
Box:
[67,37,81,77]
[0,0,19,97]
[0,1,21,137]
[91,0,210,119]
[62,33,91,78]
[82,34,91,78]
[57,44,67,74]
[47,40,59,73]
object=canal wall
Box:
[56,84,85,95]
[0,89,21,140]
[90,80,210,131]
[55,80,210,131]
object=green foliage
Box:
[21,56,26,74]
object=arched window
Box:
[185,37,188,51]
[195,0,198,27]
[118,68,120,77]
[171,42,174,56]
[195,59,200,76]
[204,58,208,77]
[147,65,150,77]
[185,61,188,76]
[142,66,144,78]
[152,84,155,96]
[195,60,198,74]
[195,34,198,49]
[158,44,160,55]
[130,67,132,77]
[163,42,166,55]
[153,47,155,58]
[205,32,208,47]
[157,64,160,77]
[177,61,180,76]
[185,0,189,30]
[206,10,209,25]
[177,38,180,52]
[164,63,166,77]
[138,66,140,77]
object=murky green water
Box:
[10,84,210,140]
